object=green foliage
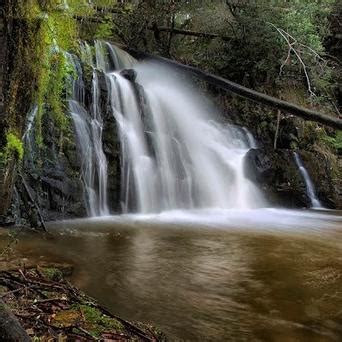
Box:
[322,130,342,152]
[120,0,335,100]
[94,16,114,39]
[283,0,334,51]
[3,133,24,161]
[18,1,77,143]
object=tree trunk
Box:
[0,1,38,216]
[127,49,342,130]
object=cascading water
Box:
[105,44,266,213]
[293,152,322,209]
[68,42,109,216]
[22,105,38,169]
[69,41,267,215]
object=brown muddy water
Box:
[1,208,342,341]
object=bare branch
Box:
[269,22,317,97]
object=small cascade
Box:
[23,105,37,144]
[242,127,258,149]
[293,152,322,209]
[67,42,109,216]
[22,105,38,168]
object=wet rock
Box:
[244,148,308,208]
[276,118,300,149]
[10,111,87,226]
[300,150,341,209]
[245,147,341,209]
[101,83,122,214]
[120,69,137,82]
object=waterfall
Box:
[67,43,109,216]
[293,152,322,209]
[105,44,266,213]
[69,41,267,215]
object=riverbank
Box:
[0,259,166,341]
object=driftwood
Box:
[127,49,342,130]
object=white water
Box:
[294,152,322,209]
[68,43,109,216]
[22,105,37,144]
[22,105,38,168]
[104,44,266,213]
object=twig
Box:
[1,285,34,298]
[32,297,70,304]
[18,269,27,281]
[74,326,99,340]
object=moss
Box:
[6,1,120,148]
[52,305,125,337]
[40,267,64,281]
[0,132,24,161]
[32,337,42,342]
[76,304,124,337]
[51,309,83,328]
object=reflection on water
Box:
[1,209,342,340]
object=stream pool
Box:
[1,208,342,341]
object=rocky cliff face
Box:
[11,115,86,225]
[244,148,341,209]
[10,71,123,225]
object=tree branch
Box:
[268,23,316,97]
[147,26,231,40]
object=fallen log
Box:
[126,49,342,130]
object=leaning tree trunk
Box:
[127,49,342,130]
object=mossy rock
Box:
[51,309,83,328]
[80,304,124,336]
